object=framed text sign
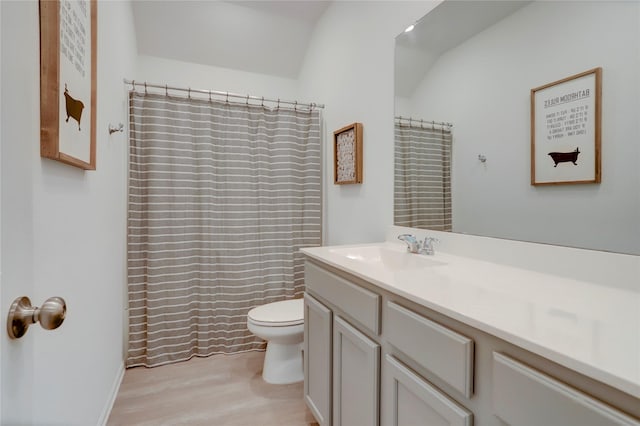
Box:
[334,122,363,184]
[531,68,601,185]
[40,0,97,170]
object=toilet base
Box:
[262,341,303,384]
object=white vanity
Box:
[301,226,640,426]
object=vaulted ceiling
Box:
[395,0,530,98]
[131,0,332,80]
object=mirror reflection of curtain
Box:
[394,124,452,231]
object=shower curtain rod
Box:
[124,79,324,110]
[395,115,453,129]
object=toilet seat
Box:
[247,298,303,327]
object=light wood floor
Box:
[107,351,318,426]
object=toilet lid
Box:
[247,298,304,327]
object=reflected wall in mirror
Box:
[394,0,640,255]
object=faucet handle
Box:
[419,237,440,255]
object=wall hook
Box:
[478,154,487,163]
[108,123,124,134]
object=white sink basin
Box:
[328,245,446,270]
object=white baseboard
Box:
[98,362,125,426]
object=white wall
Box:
[297,1,440,245]
[406,1,640,254]
[136,2,447,248]
[135,54,299,101]
[1,1,137,424]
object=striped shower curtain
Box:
[394,124,452,231]
[127,92,322,367]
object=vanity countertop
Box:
[301,241,640,399]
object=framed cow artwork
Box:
[40,0,97,170]
[531,68,601,185]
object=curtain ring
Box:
[188,88,191,99]
[277,98,280,110]
[294,100,298,111]
[226,92,229,104]
[209,90,212,102]
[144,82,147,94]
[261,96,264,107]
[165,84,168,96]
[420,119,424,129]
[246,95,249,105]
[132,80,136,91]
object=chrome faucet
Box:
[398,234,439,255]
[397,234,419,253]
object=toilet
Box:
[247,298,304,384]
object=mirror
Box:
[394,0,640,255]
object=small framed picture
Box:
[334,123,363,184]
[531,68,601,185]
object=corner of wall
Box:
[296,2,440,245]
[97,362,125,426]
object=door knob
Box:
[7,296,66,339]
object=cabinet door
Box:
[333,315,380,426]
[304,293,333,426]
[382,355,473,426]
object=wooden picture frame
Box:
[531,67,601,185]
[40,0,97,170]
[334,123,363,184]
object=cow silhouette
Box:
[548,147,580,167]
[63,84,84,131]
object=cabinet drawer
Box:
[305,260,380,335]
[382,355,473,426]
[386,301,473,398]
[492,352,640,426]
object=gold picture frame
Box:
[531,68,601,185]
[40,0,97,170]
[333,123,363,184]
